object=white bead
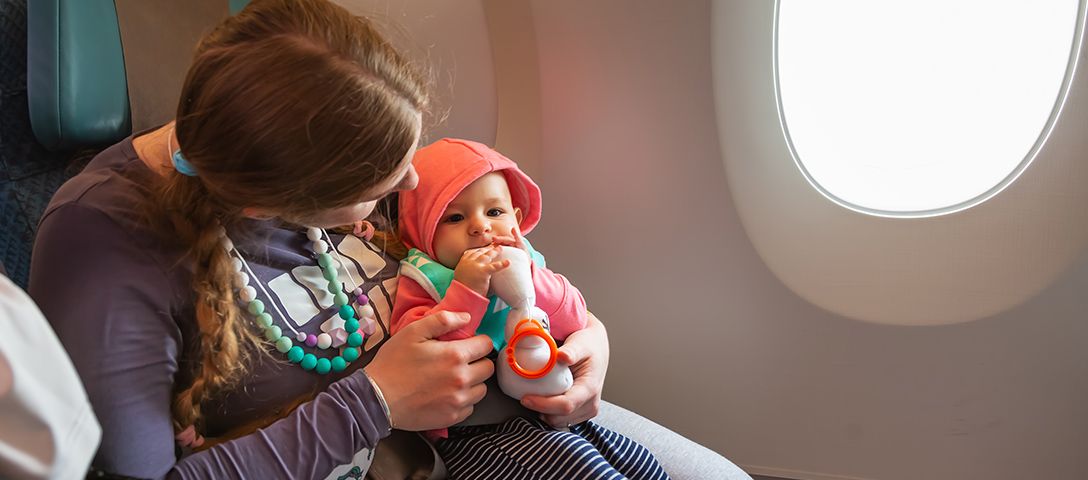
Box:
[317,333,332,349]
[306,227,323,241]
[221,237,234,251]
[239,286,257,302]
[357,304,375,319]
[231,257,243,272]
[312,240,328,253]
[233,272,249,289]
[296,332,308,342]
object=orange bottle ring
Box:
[505,319,558,379]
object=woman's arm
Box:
[33,202,499,477]
[30,204,391,479]
[519,312,609,428]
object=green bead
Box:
[264,325,282,341]
[333,292,349,307]
[275,336,292,353]
[347,332,363,347]
[331,356,347,372]
[338,305,355,320]
[317,253,333,268]
[287,346,304,363]
[328,280,342,294]
[315,358,331,374]
[300,354,317,371]
[322,266,338,282]
[341,347,359,362]
[247,299,265,315]
[344,319,360,333]
[256,312,273,328]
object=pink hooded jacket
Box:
[391,138,587,346]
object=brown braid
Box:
[152,176,266,436]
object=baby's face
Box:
[432,172,522,269]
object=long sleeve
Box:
[165,371,389,479]
[390,275,490,340]
[30,203,390,480]
[530,263,588,342]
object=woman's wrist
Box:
[362,370,394,434]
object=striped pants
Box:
[436,416,671,480]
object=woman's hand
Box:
[519,312,609,428]
[364,311,495,431]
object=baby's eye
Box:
[487,208,504,217]
[445,213,464,223]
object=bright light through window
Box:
[776,0,1081,216]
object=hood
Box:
[398,138,542,258]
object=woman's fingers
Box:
[466,353,497,383]
[404,311,471,341]
[520,313,610,428]
[445,334,496,365]
[522,384,600,428]
[555,342,584,367]
[364,311,495,431]
[466,380,489,405]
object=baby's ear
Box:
[515,208,523,226]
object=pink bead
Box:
[305,334,318,347]
[355,294,368,305]
[362,317,377,336]
[330,328,349,348]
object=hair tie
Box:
[353,220,376,241]
[175,425,205,448]
[172,150,199,177]
[166,126,198,177]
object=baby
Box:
[391,138,669,480]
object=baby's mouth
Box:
[469,237,494,250]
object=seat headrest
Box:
[26,0,249,151]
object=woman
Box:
[28,0,747,478]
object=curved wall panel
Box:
[715,1,1088,325]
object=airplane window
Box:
[776,0,1081,217]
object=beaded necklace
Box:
[219,226,378,374]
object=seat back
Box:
[27,0,243,150]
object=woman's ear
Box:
[515,208,523,225]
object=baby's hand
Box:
[491,226,528,254]
[454,245,511,296]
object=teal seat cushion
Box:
[27,0,131,150]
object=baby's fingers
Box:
[485,259,511,273]
[464,247,490,261]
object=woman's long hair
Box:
[146,0,428,441]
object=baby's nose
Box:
[471,219,492,235]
